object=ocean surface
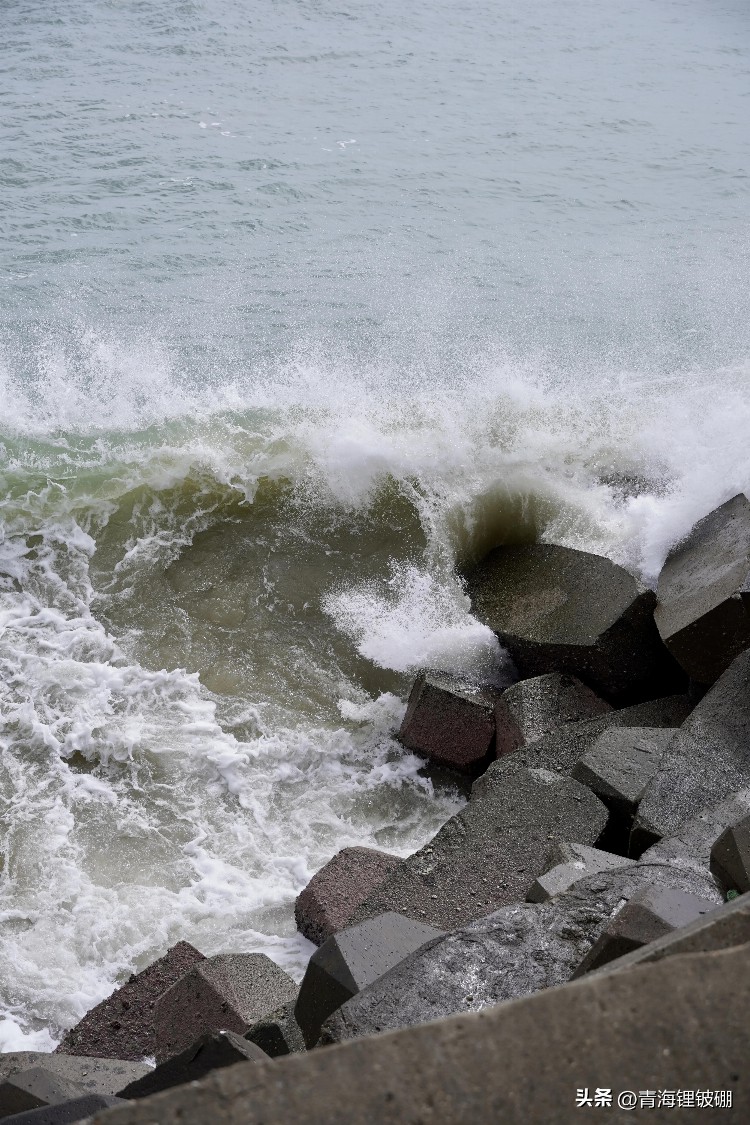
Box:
[1,0,749,1049]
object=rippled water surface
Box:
[1,0,749,1048]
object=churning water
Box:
[1,0,749,1048]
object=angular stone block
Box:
[244,1001,305,1057]
[572,727,671,810]
[525,843,633,902]
[710,813,750,893]
[294,912,443,1047]
[495,673,611,757]
[397,672,501,773]
[0,1058,148,1096]
[63,945,750,1125]
[633,648,750,852]
[119,1031,267,1099]
[654,493,750,683]
[295,846,401,945]
[571,885,718,977]
[350,768,608,931]
[472,693,691,796]
[465,543,686,704]
[152,953,297,1063]
[0,1094,125,1123]
[54,941,205,1061]
[0,1068,85,1118]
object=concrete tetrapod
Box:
[83,942,749,1125]
[294,912,444,1047]
[654,493,750,684]
[465,543,686,704]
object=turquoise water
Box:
[1,0,749,1048]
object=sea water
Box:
[1,0,749,1049]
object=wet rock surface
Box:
[54,942,205,1062]
[466,543,686,703]
[152,953,297,1063]
[397,672,501,773]
[348,767,608,931]
[655,493,750,684]
[294,913,443,1048]
[494,673,612,757]
[295,846,401,945]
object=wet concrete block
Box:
[494,673,611,757]
[466,543,686,704]
[0,1058,148,1096]
[571,885,718,977]
[572,727,671,810]
[1,1095,125,1123]
[710,812,750,893]
[633,647,750,851]
[54,941,205,1061]
[473,693,691,795]
[294,912,443,1047]
[119,1031,267,1099]
[348,767,608,931]
[80,943,750,1125]
[525,843,633,902]
[244,1001,305,1057]
[153,953,297,1063]
[397,672,501,773]
[654,493,750,684]
[0,1069,85,1119]
[295,846,401,945]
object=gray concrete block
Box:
[295,847,401,945]
[710,812,750,893]
[119,1031,267,1099]
[526,843,633,902]
[81,944,750,1125]
[397,672,501,773]
[0,1058,148,1096]
[571,885,718,976]
[0,1069,85,1119]
[152,953,297,1064]
[473,693,691,797]
[466,543,686,704]
[2,1095,125,1123]
[244,1001,305,1057]
[349,768,608,931]
[54,941,205,1061]
[572,727,672,809]
[495,673,611,757]
[633,648,750,851]
[654,493,750,683]
[294,912,443,1047]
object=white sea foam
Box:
[1,331,749,1046]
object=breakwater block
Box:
[632,647,750,852]
[655,493,750,684]
[244,1002,305,1057]
[0,1068,86,1118]
[571,885,717,977]
[466,543,685,704]
[294,912,443,1047]
[525,842,632,902]
[54,941,205,1061]
[119,1031,267,1100]
[0,1094,126,1123]
[295,846,401,945]
[348,767,608,931]
[153,953,297,1063]
[0,1058,148,1098]
[397,672,501,773]
[710,813,750,894]
[494,672,611,757]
